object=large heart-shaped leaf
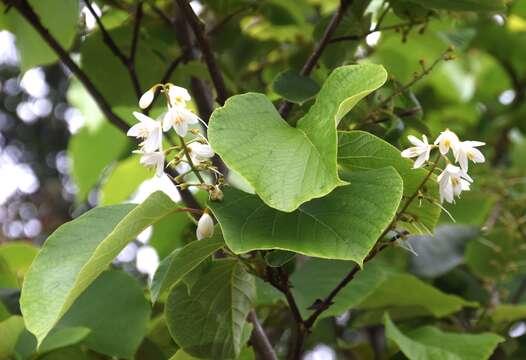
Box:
[209,64,388,212]
[210,167,402,264]
[21,191,178,346]
[384,313,503,360]
[338,130,440,234]
[165,260,255,359]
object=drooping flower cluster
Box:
[401,129,485,204]
[127,83,220,240]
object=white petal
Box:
[401,148,418,158]
[464,141,485,148]
[174,121,188,137]
[460,178,471,191]
[142,129,161,152]
[127,122,144,137]
[439,142,449,155]
[441,181,454,204]
[196,213,214,240]
[155,159,165,177]
[189,142,214,159]
[162,110,174,132]
[179,107,199,124]
[470,148,485,163]
[413,153,427,169]
[408,135,424,147]
[457,152,469,172]
[168,84,191,105]
[139,89,155,109]
[422,134,429,145]
[133,111,157,126]
[460,170,473,183]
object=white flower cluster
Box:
[401,129,485,204]
[127,83,218,240]
[127,84,215,177]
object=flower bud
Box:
[139,88,155,109]
[196,212,214,240]
[209,186,224,201]
[167,84,191,106]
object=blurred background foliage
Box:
[1,0,526,359]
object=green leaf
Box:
[265,250,296,267]
[170,350,200,359]
[165,260,255,359]
[0,242,38,277]
[210,167,402,264]
[292,260,477,319]
[150,234,225,303]
[57,271,150,358]
[0,257,17,288]
[0,0,79,71]
[338,130,441,235]
[68,123,129,202]
[39,327,91,354]
[0,316,25,359]
[209,64,388,212]
[20,191,177,346]
[408,225,477,278]
[465,228,526,280]
[149,211,194,260]
[402,0,506,12]
[271,70,320,104]
[80,23,171,107]
[492,304,526,324]
[384,313,504,360]
[99,155,151,205]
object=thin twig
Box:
[278,0,353,118]
[248,310,279,360]
[264,266,305,360]
[174,0,230,105]
[84,0,142,99]
[358,47,452,127]
[129,2,143,65]
[329,20,425,43]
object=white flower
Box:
[455,141,485,172]
[134,150,165,177]
[188,142,214,165]
[139,88,155,109]
[127,112,163,152]
[196,212,214,240]
[437,164,472,204]
[401,135,432,169]
[167,84,191,106]
[163,106,199,137]
[434,129,460,156]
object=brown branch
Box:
[248,310,279,360]
[329,20,425,43]
[9,0,129,133]
[278,0,353,118]
[84,0,142,100]
[6,0,201,211]
[129,2,143,65]
[174,0,230,105]
[264,266,305,360]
